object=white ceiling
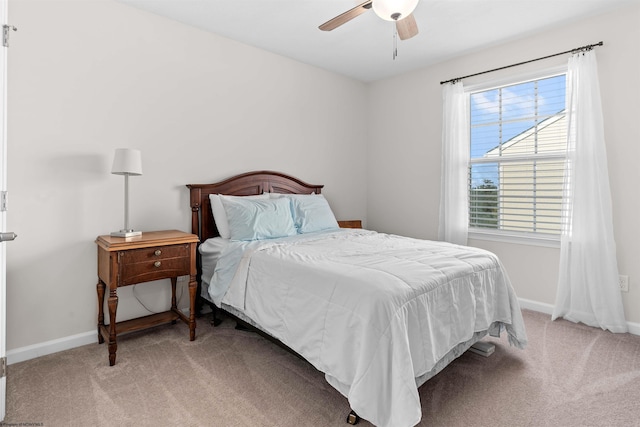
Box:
[116,0,636,82]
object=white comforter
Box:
[208,229,527,427]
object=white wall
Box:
[6,0,368,352]
[367,4,640,323]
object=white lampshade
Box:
[111,148,142,176]
[372,0,419,21]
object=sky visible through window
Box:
[469,74,566,188]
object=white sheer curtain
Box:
[438,82,469,245]
[552,50,627,333]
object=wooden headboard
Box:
[187,170,324,243]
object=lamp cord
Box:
[132,281,185,315]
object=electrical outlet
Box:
[619,275,629,292]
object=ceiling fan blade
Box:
[319,0,373,32]
[396,14,419,40]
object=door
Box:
[0,0,12,420]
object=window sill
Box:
[468,229,561,248]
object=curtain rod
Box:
[439,41,603,85]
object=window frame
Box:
[465,65,568,248]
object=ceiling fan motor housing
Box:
[372,0,419,21]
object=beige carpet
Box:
[5,309,640,427]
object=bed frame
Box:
[185,170,500,426]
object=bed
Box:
[187,170,527,427]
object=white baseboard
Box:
[518,297,640,336]
[518,297,555,315]
[628,322,640,336]
[5,299,639,365]
[6,330,98,365]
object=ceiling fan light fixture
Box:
[372,0,419,21]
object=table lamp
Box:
[110,148,143,238]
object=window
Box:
[468,73,567,241]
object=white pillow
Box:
[220,196,297,241]
[209,193,269,239]
[275,193,339,234]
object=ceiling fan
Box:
[319,0,419,40]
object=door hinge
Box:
[2,24,17,48]
[0,357,6,378]
[0,191,7,211]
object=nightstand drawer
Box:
[120,244,188,263]
[119,244,190,286]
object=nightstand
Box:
[95,230,199,366]
[338,220,362,229]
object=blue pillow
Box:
[220,196,297,241]
[287,194,340,234]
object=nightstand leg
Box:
[107,287,118,366]
[189,274,197,341]
[170,278,178,325]
[170,278,177,309]
[96,281,105,344]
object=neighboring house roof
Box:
[484,110,566,157]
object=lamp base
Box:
[110,230,143,238]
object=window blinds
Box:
[468,74,567,236]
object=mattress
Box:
[198,236,229,301]
[202,229,527,427]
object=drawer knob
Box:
[154,261,161,268]
[154,250,162,256]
